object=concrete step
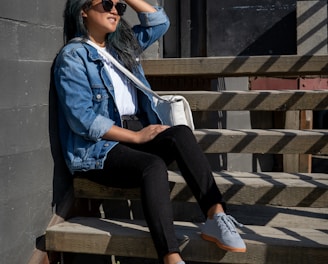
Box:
[74,171,328,207]
[46,215,328,264]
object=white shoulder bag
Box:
[85,40,195,130]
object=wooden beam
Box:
[194,129,328,154]
[74,171,328,207]
[142,55,328,77]
[157,90,328,111]
[299,110,314,172]
[46,217,328,263]
[283,111,301,173]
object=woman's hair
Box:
[63,0,142,70]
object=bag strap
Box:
[84,39,166,101]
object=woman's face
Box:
[82,0,121,44]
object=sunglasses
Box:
[91,0,127,16]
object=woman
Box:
[53,0,246,263]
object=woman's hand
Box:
[135,124,169,143]
[123,0,156,13]
[102,124,169,144]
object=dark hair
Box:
[63,0,142,70]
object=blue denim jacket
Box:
[54,7,170,173]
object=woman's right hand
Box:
[102,124,169,144]
[134,124,169,143]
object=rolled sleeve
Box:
[88,115,115,141]
[137,7,168,27]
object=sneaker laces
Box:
[216,214,244,233]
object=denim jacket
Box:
[54,7,170,173]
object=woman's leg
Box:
[136,125,225,217]
[75,144,181,260]
[137,125,246,253]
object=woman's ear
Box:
[81,10,87,18]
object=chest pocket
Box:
[91,86,110,116]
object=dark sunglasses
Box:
[100,0,127,16]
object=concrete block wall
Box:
[0,1,65,263]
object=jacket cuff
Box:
[88,115,114,141]
[137,6,168,27]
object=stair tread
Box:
[46,216,328,263]
[228,204,328,229]
[74,171,328,207]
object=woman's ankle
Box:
[163,252,183,264]
[207,203,225,219]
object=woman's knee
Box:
[167,125,196,146]
[170,125,193,139]
[144,155,167,174]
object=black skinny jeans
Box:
[75,125,224,259]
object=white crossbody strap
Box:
[85,40,166,102]
[71,38,194,130]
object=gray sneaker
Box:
[201,212,246,252]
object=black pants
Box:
[75,125,224,259]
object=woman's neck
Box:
[88,35,106,47]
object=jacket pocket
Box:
[91,87,110,116]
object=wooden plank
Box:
[228,204,328,229]
[283,111,300,173]
[74,171,328,207]
[299,110,313,172]
[141,55,328,77]
[46,217,328,264]
[157,90,328,111]
[194,129,328,154]
[174,173,328,206]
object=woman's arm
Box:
[123,0,156,13]
[55,48,114,141]
[129,2,170,51]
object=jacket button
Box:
[96,94,102,100]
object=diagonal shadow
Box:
[305,130,328,154]
[217,171,247,202]
[267,130,297,153]
[297,0,327,28]
[245,91,272,110]
[253,172,287,205]
[228,203,328,226]
[315,93,328,110]
[209,91,238,111]
[297,173,328,207]
[298,19,328,48]
[241,225,327,247]
[229,129,259,153]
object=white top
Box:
[98,47,138,116]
